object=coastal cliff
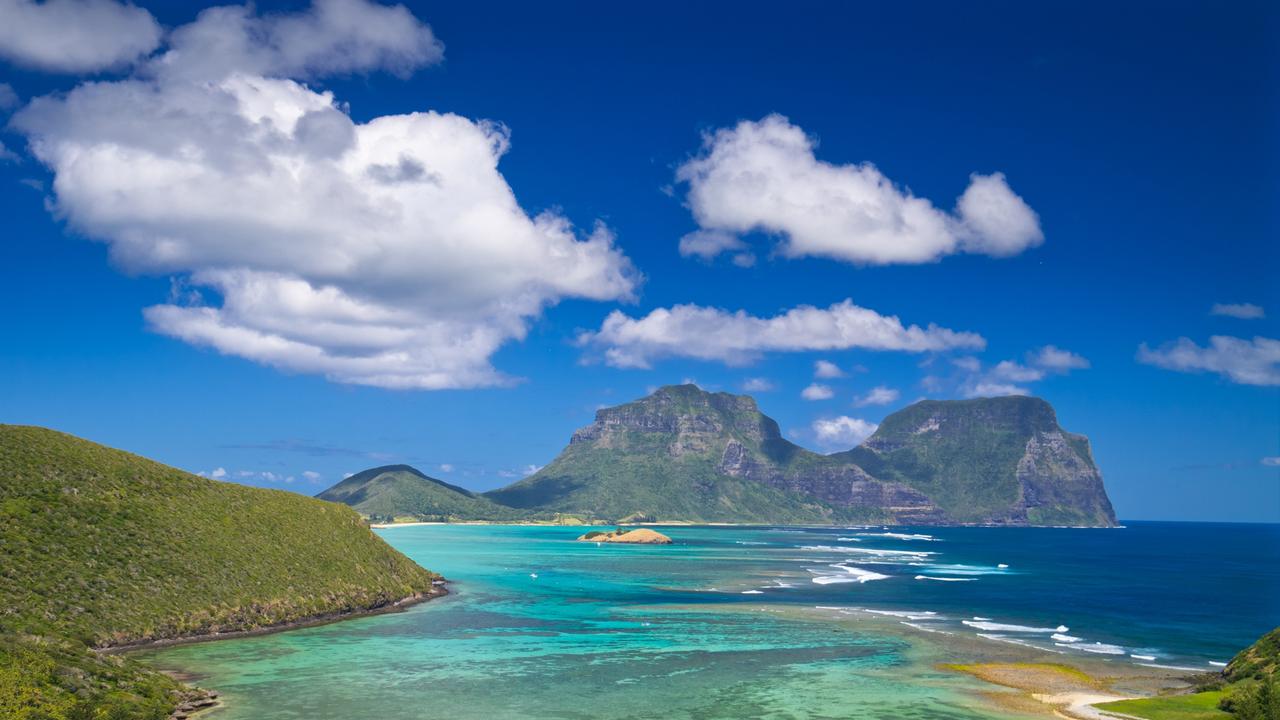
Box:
[484,385,1117,527]
[838,397,1117,526]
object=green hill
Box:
[317,464,525,522]
[0,425,439,720]
[483,385,1116,526]
[1096,627,1279,719]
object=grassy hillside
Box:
[1095,627,1279,720]
[0,425,439,720]
[318,464,526,522]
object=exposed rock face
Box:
[1016,430,1115,525]
[487,385,1117,526]
[840,396,1117,526]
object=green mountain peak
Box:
[317,463,521,522]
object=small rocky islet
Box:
[577,528,673,544]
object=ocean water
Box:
[141,522,1280,719]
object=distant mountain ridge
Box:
[325,385,1116,527]
[317,464,523,522]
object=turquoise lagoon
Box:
[141,522,1280,719]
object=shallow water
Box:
[141,522,1279,719]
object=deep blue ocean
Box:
[142,521,1280,719]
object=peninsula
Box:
[0,425,441,720]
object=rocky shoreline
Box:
[101,581,448,654]
[113,581,450,719]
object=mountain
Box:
[484,385,1116,527]
[317,464,524,521]
[838,396,1116,526]
[0,425,440,720]
[484,384,847,524]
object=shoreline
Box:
[793,604,1202,719]
[371,520,1125,529]
[108,583,448,655]
[127,583,449,719]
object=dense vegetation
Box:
[488,443,845,524]
[0,425,439,719]
[839,396,1116,526]
[317,464,527,522]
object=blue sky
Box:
[0,0,1275,521]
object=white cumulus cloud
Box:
[1138,336,1280,386]
[678,229,754,267]
[14,1,637,390]
[152,0,444,82]
[302,470,322,482]
[812,416,878,450]
[1211,303,1265,320]
[1262,457,1280,467]
[741,377,775,392]
[579,299,984,369]
[959,345,1089,397]
[0,0,162,73]
[855,385,899,407]
[801,383,834,400]
[1029,345,1090,372]
[674,114,1043,266]
[813,359,845,378]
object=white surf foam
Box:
[964,620,1069,633]
[1055,641,1126,655]
[741,590,764,595]
[1130,654,1157,661]
[1051,633,1082,643]
[914,575,974,582]
[846,547,937,559]
[854,532,937,541]
[921,563,1005,576]
[864,609,939,620]
[1137,662,1203,672]
[901,622,953,635]
[977,633,1052,651]
[809,564,890,585]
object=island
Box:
[324,385,1117,527]
[578,528,673,544]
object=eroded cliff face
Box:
[489,385,1118,526]
[1015,430,1116,525]
[571,387,776,455]
[841,396,1117,526]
